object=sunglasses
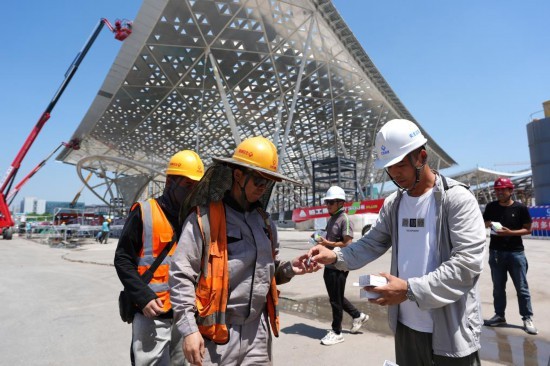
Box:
[325,200,340,205]
[248,172,270,188]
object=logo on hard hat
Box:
[380,145,390,156]
[170,162,181,167]
[238,148,254,158]
[409,129,421,138]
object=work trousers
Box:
[323,267,361,334]
[132,313,187,366]
[202,311,272,365]
[395,322,481,366]
[489,249,533,319]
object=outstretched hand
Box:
[307,244,337,265]
[291,253,323,274]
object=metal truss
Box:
[76,155,166,208]
[58,0,456,209]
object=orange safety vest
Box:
[135,199,177,313]
[195,201,280,344]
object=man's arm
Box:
[311,211,392,271]
[500,204,532,236]
[497,223,532,236]
[169,213,204,337]
[317,234,353,248]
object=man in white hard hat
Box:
[309,119,486,366]
[316,186,368,345]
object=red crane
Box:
[0,18,132,240]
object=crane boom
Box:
[0,18,132,239]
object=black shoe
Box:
[484,314,506,327]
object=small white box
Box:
[491,221,503,235]
[353,275,388,299]
[359,288,381,299]
[359,274,388,287]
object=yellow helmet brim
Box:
[212,157,302,186]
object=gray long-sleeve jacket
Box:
[169,200,294,338]
[333,174,486,357]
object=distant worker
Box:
[26,222,32,239]
[169,136,320,366]
[483,177,537,335]
[308,119,487,366]
[99,218,111,244]
[316,186,368,345]
[114,150,205,366]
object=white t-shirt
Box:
[397,188,438,333]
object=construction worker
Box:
[169,136,320,366]
[99,218,111,244]
[114,150,204,366]
[316,186,369,345]
[309,119,487,366]
[483,177,537,334]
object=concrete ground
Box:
[0,230,548,365]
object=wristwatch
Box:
[406,280,416,302]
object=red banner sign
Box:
[292,198,385,223]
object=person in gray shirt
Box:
[316,186,369,346]
[170,136,320,366]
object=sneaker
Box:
[350,312,369,334]
[321,330,344,345]
[523,318,538,335]
[484,314,506,327]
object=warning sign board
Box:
[291,198,385,223]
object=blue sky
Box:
[2,0,549,206]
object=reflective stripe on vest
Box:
[195,201,280,344]
[136,199,176,312]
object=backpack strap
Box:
[441,174,449,191]
[196,205,211,279]
[256,207,276,259]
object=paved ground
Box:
[0,230,548,365]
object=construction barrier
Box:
[528,206,550,239]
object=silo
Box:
[526,101,550,205]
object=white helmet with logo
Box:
[323,186,346,201]
[374,119,428,169]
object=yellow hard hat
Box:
[212,136,300,184]
[166,150,205,181]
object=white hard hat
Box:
[374,119,428,169]
[323,186,346,201]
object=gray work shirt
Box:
[325,208,353,270]
[169,200,294,337]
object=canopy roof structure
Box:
[57,0,456,208]
[448,167,532,205]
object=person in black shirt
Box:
[114,150,204,365]
[482,177,537,335]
